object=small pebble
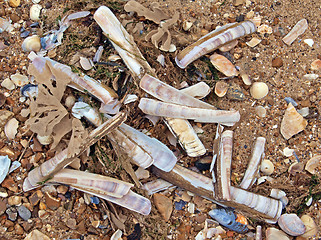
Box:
[10,13,20,22]
[311,59,321,70]
[174,200,187,210]
[272,57,283,68]
[226,84,245,101]
[45,2,52,8]
[90,196,100,205]
[8,196,22,206]
[255,106,266,118]
[17,205,31,221]
[6,207,18,221]
[20,31,30,38]
[297,107,309,117]
[9,0,20,8]
[30,4,42,21]
[284,97,298,107]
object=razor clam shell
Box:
[180,82,211,99]
[0,155,11,185]
[143,179,174,195]
[93,46,104,62]
[164,118,206,157]
[282,19,308,46]
[255,225,262,240]
[175,21,256,68]
[72,102,103,126]
[49,169,133,198]
[94,6,153,79]
[29,56,118,106]
[140,74,215,109]
[239,137,266,189]
[139,98,240,125]
[216,130,233,201]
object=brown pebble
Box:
[153,193,173,221]
[22,221,33,232]
[261,39,270,45]
[32,137,43,152]
[272,57,283,68]
[45,2,52,9]
[10,13,20,22]
[1,175,18,192]
[0,6,5,17]
[194,213,207,223]
[4,220,15,228]
[0,200,6,215]
[45,192,61,210]
[15,224,24,235]
[66,218,77,229]
[29,190,43,206]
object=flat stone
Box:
[153,193,173,221]
[65,218,77,229]
[1,175,18,192]
[17,205,31,221]
[29,190,43,206]
[24,229,50,240]
[22,221,33,232]
[6,207,17,221]
[0,110,14,128]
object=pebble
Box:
[17,205,31,221]
[255,106,266,118]
[6,207,18,221]
[272,57,283,68]
[302,74,318,81]
[24,229,50,240]
[311,59,321,70]
[1,78,16,90]
[65,218,77,229]
[10,13,20,23]
[153,193,173,221]
[250,82,268,99]
[0,110,14,127]
[56,185,68,195]
[297,107,309,117]
[45,192,61,210]
[30,4,42,21]
[15,223,24,235]
[9,0,20,8]
[0,199,6,215]
[8,196,22,206]
[183,21,193,31]
[29,190,42,206]
[2,175,18,192]
[174,199,187,210]
[45,2,52,9]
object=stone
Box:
[1,78,15,90]
[1,175,18,192]
[311,59,321,70]
[22,222,33,232]
[0,110,14,128]
[9,0,20,7]
[281,103,307,139]
[65,218,77,229]
[15,223,24,234]
[29,190,43,206]
[0,199,6,215]
[153,193,173,221]
[57,185,68,195]
[45,192,61,210]
[272,57,283,68]
[8,196,22,206]
[17,205,31,221]
[6,207,18,221]
[24,229,50,240]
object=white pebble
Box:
[30,4,42,21]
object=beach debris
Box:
[255,106,266,118]
[79,57,94,71]
[260,159,274,175]
[134,167,150,180]
[246,37,261,48]
[302,73,319,81]
[20,84,38,98]
[209,208,248,233]
[139,98,240,125]
[0,17,13,33]
[210,53,238,77]
[311,59,321,70]
[300,215,318,238]
[179,82,211,99]
[4,118,19,140]
[266,227,290,240]
[282,19,308,45]
[240,137,266,189]
[270,189,286,200]
[10,73,29,87]
[303,39,314,47]
[288,162,304,175]
[8,161,21,174]
[175,21,256,68]
[110,229,123,240]
[72,102,103,126]
[93,46,104,63]
[124,94,138,105]
[24,230,50,240]
[250,82,268,99]
[280,103,307,140]
[143,179,174,195]
[278,213,306,236]
[282,147,294,157]
[182,21,193,31]
[305,155,321,174]
[153,193,173,221]
[0,156,11,185]
[22,35,41,52]
[37,134,53,145]
[30,4,42,21]
[157,54,165,67]
[257,24,272,34]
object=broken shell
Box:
[0,155,11,185]
[311,59,321,70]
[270,189,286,199]
[288,162,304,175]
[9,160,21,173]
[283,147,294,157]
[266,227,290,240]
[210,53,238,77]
[215,81,229,97]
[157,54,165,67]
[280,103,307,140]
[135,167,150,180]
[1,78,16,90]
[278,213,306,236]
[22,35,41,52]
[20,84,38,98]
[107,54,121,62]
[257,24,272,34]
[4,118,19,140]
[255,106,266,118]
[110,229,122,240]
[246,37,261,48]
[282,19,308,46]
[79,57,94,71]
[260,160,274,175]
[219,40,238,52]
[123,94,138,105]
[302,74,319,81]
[37,134,53,145]
[30,4,42,21]
[300,215,318,238]
[240,69,251,86]
[10,73,29,87]
[183,21,193,31]
[0,93,6,108]
[303,39,314,47]
[305,155,321,174]
[250,82,268,99]
[93,46,104,63]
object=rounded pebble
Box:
[272,57,283,68]
[30,4,42,21]
[250,82,268,99]
[17,205,31,221]
[6,207,18,221]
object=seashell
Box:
[250,16,262,27]
[300,215,318,238]
[140,74,215,109]
[305,155,321,174]
[297,107,309,117]
[30,4,42,21]
[22,35,41,52]
[134,167,150,180]
[246,37,261,48]
[270,189,286,199]
[0,155,11,185]
[240,137,266,189]
[282,147,294,157]
[278,213,306,236]
[210,53,238,77]
[79,57,94,71]
[9,161,21,174]
[180,82,211,99]
[219,40,238,52]
[10,73,29,87]
[288,162,304,175]
[37,134,53,146]
[282,19,308,46]
[280,103,307,140]
[93,46,104,63]
[67,11,90,21]
[157,54,165,67]
[1,78,16,90]
[240,69,252,86]
[4,118,19,140]
[215,81,229,97]
[260,159,274,175]
[20,84,38,98]
[107,54,121,62]
[0,93,5,107]
[209,208,248,233]
[311,59,321,70]
[175,21,256,68]
[72,102,103,126]
[143,179,174,195]
[303,39,314,47]
[255,106,266,118]
[250,82,268,99]
[266,228,290,240]
[302,74,318,81]
[0,17,13,33]
[64,95,76,109]
[257,24,272,34]
[183,21,193,31]
[168,44,176,53]
[139,98,240,125]
[110,229,122,240]
[123,94,138,104]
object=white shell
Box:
[260,160,274,175]
[183,21,193,31]
[300,215,318,238]
[215,81,228,97]
[134,167,150,180]
[143,179,174,195]
[1,78,15,90]
[305,155,321,174]
[266,228,290,240]
[4,118,19,140]
[30,4,42,21]
[79,57,94,71]
[22,35,41,52]
[246,37,261,48]
[10,73,29,87]
[278,213,306,236]
[180,82,211,99]
[255,106,266,118]
[0,155,11,185]
[110,229,122,240]
[303,39,314,47]
[282,147,294,157]
[250,82,268,99]
[282,19,308,46]
[270,189,286,199]
[37,134,53,145]
[302,74,319,80]
[64,95,76,109]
